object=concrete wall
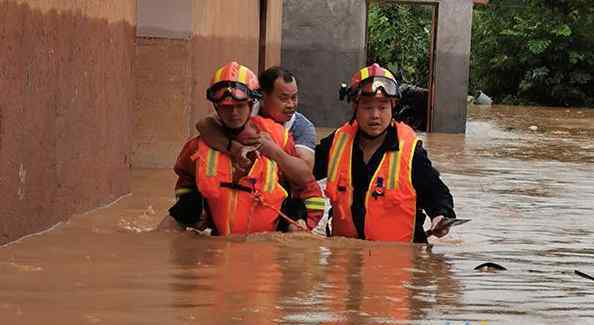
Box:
[0,0,284,244]
[133,0,283,168]
[133,38,193,168]
[430,0,475,133]
[0,0,136,245]
[190,0,283,123]
[190,0,262,126]
[283,0,479,132]
[137,0,192,39]
[282,0,367,128]
[263,0,283,71]
[393,0,476,133]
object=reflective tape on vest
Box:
[175,187,194,198]
[206,147,219,177]
[282,129,289,147]
[263,160,276,192]
[387,144,402,190]
[328,132,350,182]
[304,197,326,211]
[408,139,418,185]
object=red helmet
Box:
[206,62,262,105]
[340,63,401,102]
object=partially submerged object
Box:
[473,90,493,106]
[426,218,471,237]
[474,262,507,272]
[575,270,594,281]
[474,265,594,282]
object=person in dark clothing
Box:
[396,84,429,132]
[317,63,455,243]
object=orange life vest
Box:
[325,121,418,241]
[194,116,289,235]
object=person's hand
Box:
[229,141,260,173]
[429,215,450,238]
[257,132,282,160]
[287,219,307,232]
[236,121,261,146]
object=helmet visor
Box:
[353,77,400,98]
[207,81,255,103]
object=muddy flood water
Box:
[1,105,594,324]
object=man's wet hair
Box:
[259,66,297,94]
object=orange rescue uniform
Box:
[174,116,324,234]
[325,121,418,241]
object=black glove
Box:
[277,198,307,232]
[169,190,203,227]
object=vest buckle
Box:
[372,177,385,199]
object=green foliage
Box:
[367,0,594,107]
[367,3,433,87]
[470,0,594,107]
[527,40,551,54]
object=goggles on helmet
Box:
[351,76,400,99]
[206,81,262,103]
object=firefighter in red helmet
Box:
[161,62,324,234]
[315,63,457,242]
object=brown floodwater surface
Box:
[1,105,594,324]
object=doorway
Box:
[367,1,437,132]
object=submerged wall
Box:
[0,0,136,245]
[0,0,284,244]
